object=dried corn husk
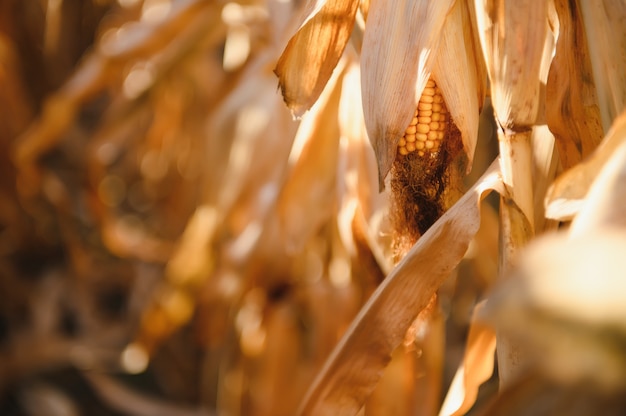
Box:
[360,0,455,186]
[432,0,486,171]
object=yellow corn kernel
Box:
[397,78,448,157]
[418,102,432,111]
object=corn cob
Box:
[398,79,447,157]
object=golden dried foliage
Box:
[1,0,626,415]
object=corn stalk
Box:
[474,0,550,386]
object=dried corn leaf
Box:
[274,0,359,117]
[439,301,496,416]
[298,160,504,415]
[546,0,603,170]
[579,0,626,132]
[474,0,549,127]
[545,110,626,221]
[277,58,346,253]
[361,0,454,186]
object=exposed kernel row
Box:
[398,79,448,157]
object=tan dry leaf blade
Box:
[274,0,359,117]
[545,0,603,170]
[439,300,496,416]
[579,0,626,132]
[474,0,549,127]
[545,110,626,221]
[298,160,504,416]
[361,0,455,186]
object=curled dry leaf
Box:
[274,0,359,117]
[545,0,603,170]
[546,110,626,221]
[568,130,626,236]
[298,160,504,415]
[439,301,496,416]
[361,0,454,186]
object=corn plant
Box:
[0,0,625,415]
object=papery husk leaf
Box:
[439,301,496,416]
[546,0,603,170]
[465,0,488,108]
[336,61,390,270]
[474,0,549,127]
[433,0,485,172]
[274,0,359,117]
[298,160,504,415]
[545,110,626,221]
[361,0,455,187]
[579,0,626,132]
